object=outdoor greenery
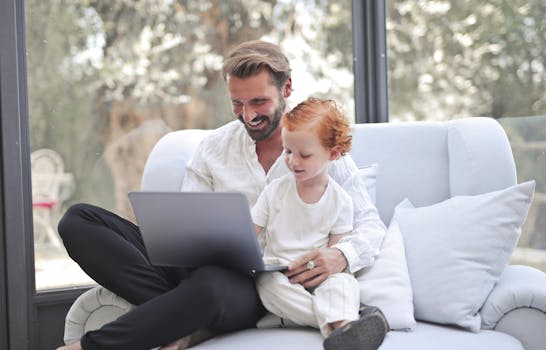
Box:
[25,0,354,213]
[25,0,545,249]
[386,0,545,121]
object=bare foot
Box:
[159,336,191,350]
[56,341,82,350]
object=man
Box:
[57,40,387,350]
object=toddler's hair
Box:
[281,97,352,155]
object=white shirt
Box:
[182,120,386,273]
[252,174,353,264]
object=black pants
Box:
[58,203,265,350]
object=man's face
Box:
[226,70,287,142]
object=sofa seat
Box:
[191,323,523,350]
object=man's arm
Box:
[181,141,213,192]
[330,155,387,272]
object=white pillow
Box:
[355,217,416,330]
[395,181,535,332]
[342,163,377,204]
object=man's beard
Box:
[239,97,286,142]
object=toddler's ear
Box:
[329,145,342,160]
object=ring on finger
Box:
[306,260,316,270]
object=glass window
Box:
[25,0,354,290]
[386,1,546,272]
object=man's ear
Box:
[329,145,342,160]
[283,78,292,98]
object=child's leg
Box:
[256,271,317,328]
[313,273,360,337]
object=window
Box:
[386,0,546,272]
[25,0,355,290]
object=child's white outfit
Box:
[251,174,360,336]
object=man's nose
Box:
[242,105,257,122]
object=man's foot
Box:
[323,305,389,350]
[55,341,82,350]
[159,336,191,350]
[160,329,215,350]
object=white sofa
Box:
[63,117,546,350]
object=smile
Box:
[246,116,268,129]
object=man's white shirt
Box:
[182,120,386,273]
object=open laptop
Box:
[128,191,287,275]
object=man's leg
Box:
[59,204,264,349]
[58,203,181,304]
[80,265,265,350]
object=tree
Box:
[26,0,354,218]
[387,0,545,121]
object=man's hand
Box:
[284,248,348,288]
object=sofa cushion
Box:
[395,181,535,332]
[355,219,415,330]
[350,122,451,224]
[447,117,517,196]
[141,129,210,191]
[380,322,523,350]
[191,322,523,350]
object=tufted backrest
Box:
[142,117,517,224]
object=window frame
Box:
[352,0,389,123]
[1,0,35,348]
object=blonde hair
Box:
[281,97,352,155]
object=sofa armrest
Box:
[480,265,546,350]
[64,286,133,345]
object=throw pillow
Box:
[355,216,416,330]
[395,181,535,332]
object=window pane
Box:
[26,0,354,290]
[386,0,546,272]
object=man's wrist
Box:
[331,242,353,273]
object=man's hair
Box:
[281,97,352,155]
[222,40,291,90]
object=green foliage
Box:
[25,0,355,212]
[26,0,112,207]
[387,0,546,121]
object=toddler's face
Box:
[281,128,332,183]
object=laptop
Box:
[128,191,287,275]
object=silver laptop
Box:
[128,191,287,275]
